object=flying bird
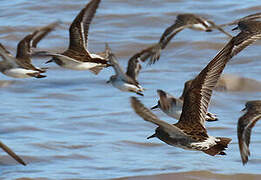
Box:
[37,0,110,75]
[237,100,261,165]
[0,22,58,78]
[131,20,261,156]
[133,13,232,65]
[106,44,144,96]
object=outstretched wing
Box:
[179,79,193,100]
[178,21,261,134]
[136,19,187,65]
[129,44,162,65]
[237,111,261,165]
[31,21,59,48]
[69,0,101,52]
[15,22,58,71]
[207,20,233,37]
[220,13,261,27]
[231,21,261,57]
[177,39,234,135]
[138,13,231,65]
[159,20,188,49]
[130,97,188,138]
[16,33,34,61]
[0,141,26,166]
[126,54,142,81]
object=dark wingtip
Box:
[13,156,27,166]
[45,59,53,64]
[151,104,159,110]
[232,26,239,31]
[241,107,247,112]
[147,134,156,139]
[148,55,160,66]
[242,159,248,166]
[19,159,27,166]
[136,92,144,96]
[36,74,47,78]
[206,119,218,122]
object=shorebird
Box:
[38,0,110,75]
[151,89,218,121]
[0,141,26,166]
[133,13,232,65]
[131,20,261,156]
[0,22,58,78]
[106,44,144,96]
[220,12,261,27]
[237,100,261,165]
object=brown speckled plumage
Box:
[131,20,261,156]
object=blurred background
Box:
[0,0,260,179]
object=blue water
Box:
[0,0,260,179]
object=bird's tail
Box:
[203,137,231,156]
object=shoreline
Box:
[111,171,261,180]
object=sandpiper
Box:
[39,0,110,75]
[0,22,58,78]
[237,100,261,165]
[130,20,261,155]
[151,89,218,121]
[106,44,144,96]
[134,13,232,65]
[0,141,26,166]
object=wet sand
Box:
[113,171,261,180]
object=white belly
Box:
[190,23,209,31]
[55,55,104,71]
[62,61,101,71]
[112,79,142,92]
[4,68,38,78]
